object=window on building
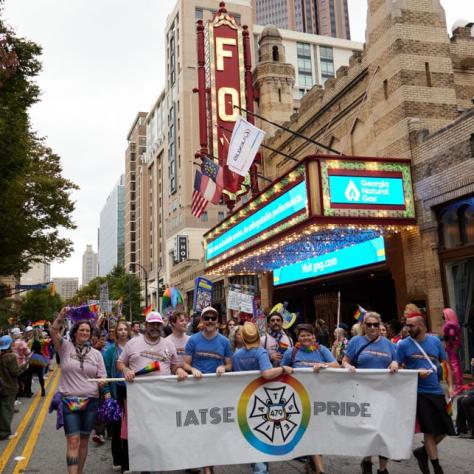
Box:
[297,42,313,94]
[168,104,177,194]
[218,211,225,222]
[201,211,208,222]
[320,45,334,84]
[195,8,203,20]
[169,31,176,86]
[437,197,474,249]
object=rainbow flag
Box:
[143,305,153,316]
[353,305,367,322]
[440,360,449,382]
[134,360,161,376]
[89,304,99,314]
[446,398,453,416]
[277,341,289,354]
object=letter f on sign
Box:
[216,37,236,70]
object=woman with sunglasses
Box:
[342,312,398,474]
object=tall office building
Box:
[252,0,350,39]
[98,175,125,276]
[20,262,51,287]
[52,277,79,300]
[81,245,98,286]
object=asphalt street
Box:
[0,369,472,474]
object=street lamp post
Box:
[132,263,149,308]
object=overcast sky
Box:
[3,0,473,283]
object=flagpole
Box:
[233,105,343,155]
[337,291,341,328]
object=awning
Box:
[204,155,416,275]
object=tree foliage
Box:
[19,288,63,324]
[0,8,78,276]
[69,265,142,321]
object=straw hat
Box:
[241,322,260,349]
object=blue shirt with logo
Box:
[185,332,233,374]
[396,335,447,395]
[232,347,272,372]
[345,335,396,369]
[280,345,335,368]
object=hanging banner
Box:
[193,277,214,312]
[127,369,418,472]
[99,282,110,312]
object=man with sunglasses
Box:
[183,306,232,378]
[260,311,293,367]
[396,314,455,474]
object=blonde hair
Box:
[363,311,382,324]
[351,323,363,336]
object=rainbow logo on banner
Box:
[237,375,311,455]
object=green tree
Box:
[0,6,78,277]
[19,288,63,324]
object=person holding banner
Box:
[232,322,293,474]
[397,314,455,474]
[260,311,293,367]
[166,311,190,367]
[183,306,233,474]
[281,324,339,474]
[342,312,399,474]
[51,308,108,474]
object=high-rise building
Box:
[52,277,79,300]
[81,245,98,286]
[20,262,51,287]
[98,175,125,276]
[252,0,350,40]
[126,0,361,310]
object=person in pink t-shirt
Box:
[51,308,107,474]
[166,310,190,367]
[10,328,31,397]
[117,311,187,382]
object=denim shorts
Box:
[63,397,99,436]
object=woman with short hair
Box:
[342,312,398,474]
[51,308,107,474]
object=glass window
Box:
[299,72,313,88]
[201,211,208,222]
[297,42,311,58]
[218,211,225,222]
[297,57,312,73]
[195,8,203,20]
[320,46,333,60]
[320,61,334,75]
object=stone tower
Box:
[253,25,295,137]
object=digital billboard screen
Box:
[273,236,386,286]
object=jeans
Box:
[63,397,99,436]
[0,395,16,439]
[252,462,268,474]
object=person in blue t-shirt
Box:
[232,322,293,474]
[342,312,398,474]
[282,324,339,474]
[396,314,455,474]
[183,306,233,377]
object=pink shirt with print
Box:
[118,334,178,375]
[58,341,106,398]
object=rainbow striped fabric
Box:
[135,360,161,376]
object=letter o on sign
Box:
[218,87,239,122]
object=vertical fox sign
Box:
[196,2,257,209]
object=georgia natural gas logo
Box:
[237,375,311,455]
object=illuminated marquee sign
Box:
[320,159,415,219]
[205,166,308,264]
[273,236,386,286]
[204,8,246,164]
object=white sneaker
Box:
[112,466,121,472]
[7,433,17,439]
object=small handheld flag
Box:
[134,361,161,376]
[353,305,367,322]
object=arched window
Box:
[272,45,279,62]
[460,200,474,244]
[439,206,461,249]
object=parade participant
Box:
[342,312,398,474]
[441,308,463,392]
[331,327,349,364]
[386,319,403,344]
[103,320,131,472]
[118,311,186,381]
[397,314,455,474]
[229,325,244,352]
[20,326,35,397]
[183,306,233,474]
[131,321,141,338]
[281,324,338,474]
[379,323,388,338]
[260,311,293,367]
[351,322,363,337]
[232,322,293,474]
[26,328,48,397]
[315,319,330,347]
[10,328,30,397]
[0,335,29,440]
[166,310,190,367]
[51,308,107,474]
[222,318,237,337]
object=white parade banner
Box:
[127,369,418,472]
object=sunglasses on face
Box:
[202,315,217,322]
[365,322,380,328]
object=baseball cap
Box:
[25,326,33,332]
[11,328,21,336]
[145,311,164,324]
[201,306,218,317]
[0,335,13,350]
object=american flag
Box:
[191,170,208,218]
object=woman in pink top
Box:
[51,308,107,474]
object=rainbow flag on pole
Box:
[353,305,367,322]
[143,305,153,316]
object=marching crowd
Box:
[1,303,473,474]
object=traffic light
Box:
[158,285,166,297]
